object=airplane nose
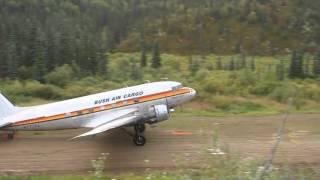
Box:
[189,88,197,98]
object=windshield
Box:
[172,84,183,91]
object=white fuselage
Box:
[3,81,196,131]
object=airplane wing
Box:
[71,115,138,139]
[0,121,12,129]
[82,108,138,128]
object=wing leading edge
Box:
[0,121,12,129]
[72,115,138,139]
[72,108,139,139]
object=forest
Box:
[0,0,319,115]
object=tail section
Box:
[0,92,18,118]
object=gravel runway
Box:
[0,113,319,175]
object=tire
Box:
[133,135,146,146]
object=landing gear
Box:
[134,123,146,133]
[133,135,146,146]
[133,124,146,146]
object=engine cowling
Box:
[148,105,170,124]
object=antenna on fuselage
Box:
[160,77,169,81]
[145,80,151,83]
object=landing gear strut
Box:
[133,124,146,146]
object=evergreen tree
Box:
[289,50,304,79]
[216,56,222,70]
[6,32,19,79]
[60,30,73,66]
[46,32,59,72]
[33,31,48,83]
[139,29,147,68]
[140,46,147,67]
[239,53,247,69]
[0,44,7,78]
[188,56,200,75]
[304,54,311,77]
[314,52,320,76]
[25,22,38,66]
[229,57,235,71]
[96,51,107,77]
[151,42,161,68]
[6,41,18,79]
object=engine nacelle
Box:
[148,105,170,124]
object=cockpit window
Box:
[172,85,183,91]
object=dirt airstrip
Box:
[0,113,319,175]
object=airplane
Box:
[0,81,196,146]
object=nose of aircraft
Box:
[189,88,197,98]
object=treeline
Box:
[205,51,320,79]
[0,0,320,80]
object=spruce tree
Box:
[140,46,147,67]
[289,50,304,79]
[304,54,310,77]
[33,32,48,83]
[96,51,107,77]
[6,33,18,79]
[314,52,320,76]
[229,57,235,71]
[240,53,247,69]
[188,57,200,75]
[151,42,161,68]
[0,44,7,78]
[6,41,18,79]
[59,30,73,66]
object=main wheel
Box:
[133,135,146,146]
[134,124,146,133]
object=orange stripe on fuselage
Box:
[13,88,190,127]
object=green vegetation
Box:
[1,0,320,79]
[1,53,319,115]
[0,0,319,115]
[0,0,319,178]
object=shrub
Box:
[250,81,282,96]
[23,81,62,99]
[45,64,75,87]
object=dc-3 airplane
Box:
[0,81,196,146]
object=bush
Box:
[23,81,62,99]
[250,81,282,95]
[269,83,296,103]
[45,64,75,87]
[61,77,104,99]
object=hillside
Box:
[0,0,320,79]
[0,0,319,115]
